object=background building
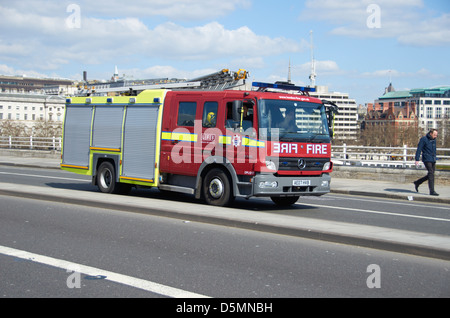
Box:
[0,94,65,123]
[363,83,450,146]
[309,85,359,140]
[368,83,450,131]
[411,86,450,131]
[0,75,74,95]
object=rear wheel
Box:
[270,196,299,206]
[203,168,234,206]
[97,161,119,194]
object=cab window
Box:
[225,101,253,131]
[177,102,196,127]
[202,101,218,128]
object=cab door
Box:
[200,100,221,160]
[162,93,200,176]
[223,98,256,175]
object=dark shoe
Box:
[413,181,419,192]
[430,192,439,196]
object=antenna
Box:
[288,58,292,83]
[113,65,119,82]
[309,30,316,87]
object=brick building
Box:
[363,83,418,146]
[366,84,450,139]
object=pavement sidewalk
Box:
[0,155,448,204]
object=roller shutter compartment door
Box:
[122,106,159,180]
[62,106,93,167]
[92,106,124,150]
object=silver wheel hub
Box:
[100,170,112,188]
[209,178,223,199]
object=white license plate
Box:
[293,180,311,186]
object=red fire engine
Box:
[61,70,338,206]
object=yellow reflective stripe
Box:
[162,132,265,148]
[257,141,266,148]
[161,132,172,140]
[172,132,197,142]
[120,176,154,183]
[61,164,89,170]
[90,147,121,152]
[242,137,259,147]
[234,136,266,148]
[219,136,231,144]
[162,132,197,142]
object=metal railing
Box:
[1,136,449,169]
[332,144,450,168]
[0,136,61,151]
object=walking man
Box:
[414,129,439,196]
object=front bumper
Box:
[251,173,331,197]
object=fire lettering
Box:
[307,144,328,154]
[273,143,298,154]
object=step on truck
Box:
[61,78,338,207]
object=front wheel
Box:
[203,168,234,206]
[270,196,299,206]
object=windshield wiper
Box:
[279,132,297,141]
[308,134,330,143]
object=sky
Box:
[0,0,449,105]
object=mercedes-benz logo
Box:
[297,159,306,170]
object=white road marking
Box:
[0,245,209,298]
[326,194,450,210]
[297,202,450,222]
[0,171,87,182]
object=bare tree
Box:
[0,120,29,136]
[32,119,62,137]
[0,120,62,137]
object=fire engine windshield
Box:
[258,99,330,142]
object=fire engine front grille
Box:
[275,157,329,171]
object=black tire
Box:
[97,161,119,194]
[203,168,234,206]
[270,196,299,206]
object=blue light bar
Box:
[252,81,316,93]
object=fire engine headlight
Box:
[259,181,278,189]
[265,160,277,171]
[321,180,329,187]
[322,162,331,171]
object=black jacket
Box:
[415,133,437,163]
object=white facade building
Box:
[411,87,450,131]
[309,85,359,139]
[0,93,65,123]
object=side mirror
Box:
[232,100,243,122]
[322,100,338,139]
